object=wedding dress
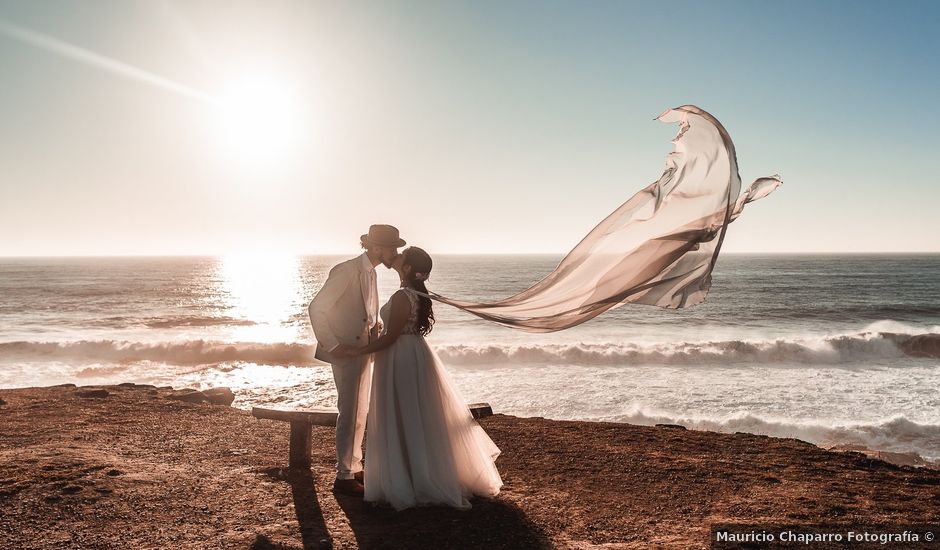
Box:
[364,287,503,510]
[422,105,782,331]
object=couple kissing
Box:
[308,224,502,511]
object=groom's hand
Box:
[331,344,356,358]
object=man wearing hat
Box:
[308,224,405,496]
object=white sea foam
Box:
[1,327,938,368]
[0,339,317,366]
[605,407,940,463]
[437,331,940,365]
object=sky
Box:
[1,0,938,256]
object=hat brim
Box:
[361,234,406,248]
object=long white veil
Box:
[423,105,781,332]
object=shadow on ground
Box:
[334,487,552,549]
[254,466,551,549]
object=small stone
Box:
[106,470,122,477]
[0,397,6,406]
[224,449,249,456]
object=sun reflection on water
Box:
[217,253,304,342]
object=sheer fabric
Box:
[423,105,781,332]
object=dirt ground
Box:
[1,384,938,549]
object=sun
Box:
[213,74,302,166]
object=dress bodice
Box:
[380,287,422,335]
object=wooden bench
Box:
[251,402,494,468]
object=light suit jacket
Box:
[308,255,378,364]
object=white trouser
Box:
[331,353,372,480]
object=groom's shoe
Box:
[354,471,364,484]
[332,478,364,497]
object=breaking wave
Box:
[1,330,938,367]
[0,339,316,366]
[610,407,940,463]
[436,331,940,366]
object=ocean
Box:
[1,254,938,461]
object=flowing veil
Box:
[421,105,782,332]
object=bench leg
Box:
[289,421,312,469]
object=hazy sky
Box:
[1,0,937,256]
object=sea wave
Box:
[436,331,940,365]
[85,315,257,329]
[0,340,316,366]
[142,316,257,329]
[608,408,940,463]
[0,329,938,367]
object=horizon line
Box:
[2,251,940,259]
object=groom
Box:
[308,224,404,496]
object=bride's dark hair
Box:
[401,246,434,336]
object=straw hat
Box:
[360,224,406,248]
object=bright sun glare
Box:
[219,253,302,342]
[214,74,301,165]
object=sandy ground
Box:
[1,384,938,549]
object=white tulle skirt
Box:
[364,334,502,511]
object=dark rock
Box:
[0,397,6,406]
[116,383,157,390]
[468,402,493,419]
[157,386,174,390]
[52,383,76,388]
[910,477,940,486]
[203,387,235,406]
[78,389,110,398]
[165,390,209,404]
[106,469,123,477]
[655,423,687,430]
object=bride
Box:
[333,246,503,510]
